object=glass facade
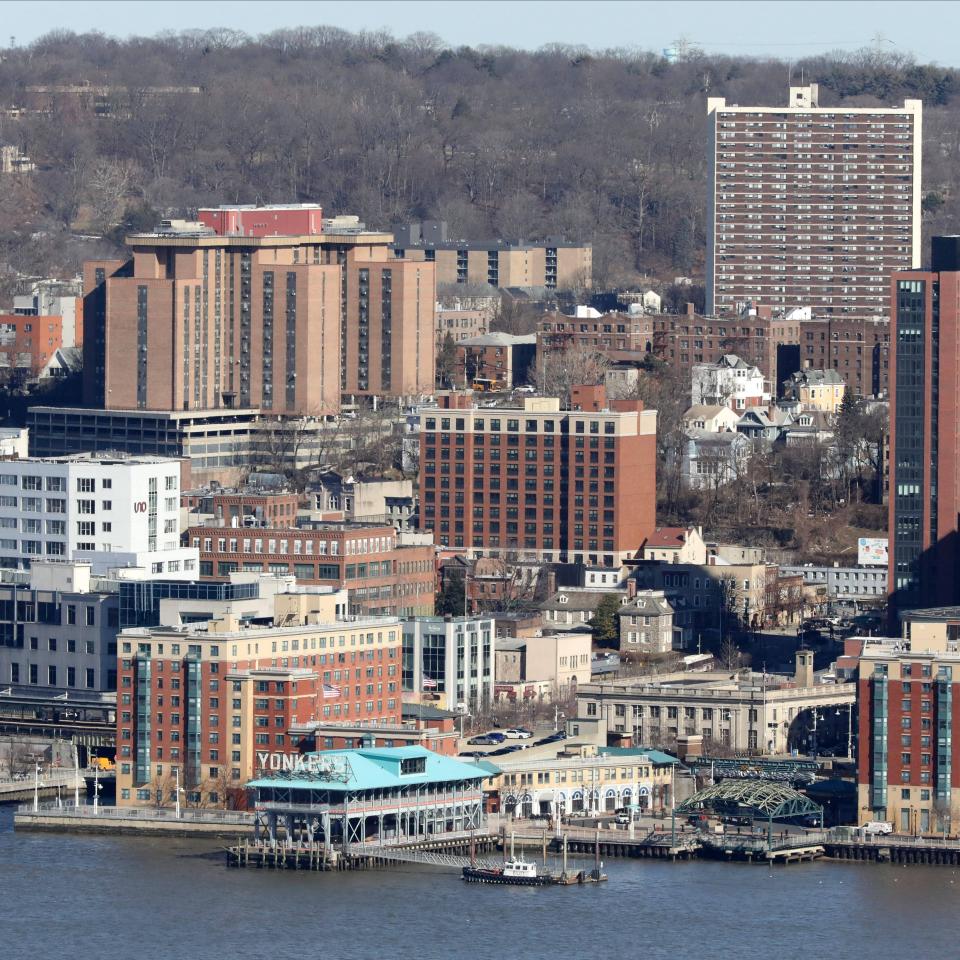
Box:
[893,279,927,602]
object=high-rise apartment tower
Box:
[707,84,922,316]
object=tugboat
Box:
[462,854,558,886]
[461,832,608,886]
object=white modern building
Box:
[0,454,198,577]
[402,616,495,713]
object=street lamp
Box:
[32,761,42,813]
[175,765,184,819]
[93,764,102,814]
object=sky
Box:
[2,0,960,66]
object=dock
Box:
[14,800,254,838]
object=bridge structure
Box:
[677,778,825,850]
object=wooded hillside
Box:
[0,28,957,293]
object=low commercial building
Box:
[115,613,405,806]
[247,746,489,847]
[187,519,435,618]
[0,561,119,694]
[493,631,592,699]
[574,653,854,754]
[401,616,495,712]
[493,742,678,818]
[779,563,888,604]
[309,473,415,530]
[455,332,536,390]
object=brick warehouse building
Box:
[888,237,960,615]
[115,614,405,806]
[419,385,657,565]
[82,204,436,414]
[707,84,921,316]
[186,520,435,618]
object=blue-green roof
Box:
[247,746,488,793]
[598,747,680,766]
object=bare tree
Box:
[536,342,609,405]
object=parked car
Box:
[467,735,497,745]
[503,728,533,740]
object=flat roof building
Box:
[115,613,405,806]
[0,453,197,578]
[82,205,436,414]
[419,385,657,565]
[706,84,921,316]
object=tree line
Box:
[0,30,958,295]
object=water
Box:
[2,804,960,960]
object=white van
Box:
[859,821,893,836]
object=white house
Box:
[680,430,750,489]
[682,404,741,434]
[691,354,770,411]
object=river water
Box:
[2,804,959,960]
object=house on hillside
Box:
[682,404,741,434]
[618,590,677,653]
[680,430,750,489]
[638,526,708,564]
[691,354,770,411]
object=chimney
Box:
[795,649,814,688]
[685,302,695,316]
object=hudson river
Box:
[3,806,960,959]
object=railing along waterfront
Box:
[17,801,253,824]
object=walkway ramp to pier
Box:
[355,844,501,870]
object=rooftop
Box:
[247,745,492,792]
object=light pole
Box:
[175,765,183,819]
[93,764,101,814]
[32,761,41,813]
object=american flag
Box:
[422,675,438,689]
[322,684,341,699]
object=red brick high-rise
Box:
[419,385,657,566]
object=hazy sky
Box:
[3,1,960,66]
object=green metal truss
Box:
[676,778,822,820]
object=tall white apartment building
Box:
[0,454,198,577]
[706,84,922,316]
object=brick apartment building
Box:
[652,303,802,395]
[82,204,436,414]
[393,220,591,291]
[707,83,921,316]
[419,385,657,566]
[539,307,655,354]
[857,641,960,833]
[115,614,404,805]
[652,303,889,399]
[187,520,435,618]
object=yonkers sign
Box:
[256,751,328,774]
